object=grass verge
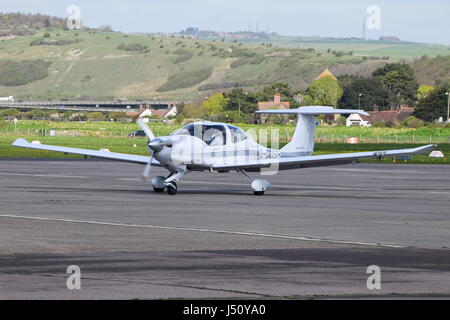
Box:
[1,136,448,164]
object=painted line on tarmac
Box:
[0,172,89,179]
[428,191,450,195]
[186,180,357,191]
[117,178,357,191]
[2,172,355,191]
[319,168,429,175]
[0,214,404,248]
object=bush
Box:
[25,109,45,119]
[116,43,146,52]
[108,112,127,120]
[222,110,250,123]
[385,120,400,128]
[173,52,193,64]
[0,60,51,86]
[70,113,87,121]
[249,56,265,65]
[230,57,250,68]
[86,112,106,120]
[403,116,424,128]
[372,121,386,128]
[157,68,213,92]
[198,82,239,91]
[177,103,203,119]
[0,108,23,117]
[335,115,347,126]
[30,38,82,46]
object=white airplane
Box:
[13,106,435,195]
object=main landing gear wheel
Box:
[253,191,265,196]
[153,187,165,193]
[167,182,178,195]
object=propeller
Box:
[141,156,153,182]
[136,118,155,141]
[134,113,172,181]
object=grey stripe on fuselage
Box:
[193,150,311,160]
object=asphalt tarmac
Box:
[0,159,449,299]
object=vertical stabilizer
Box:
[256,106,369,155]
[281,114,316,154]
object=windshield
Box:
[227,125,248,143]
[172,124,227,146]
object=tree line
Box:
[176,62,449,124]
[0,13,67,36]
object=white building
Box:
[346,113,371,127]
[0,96,14,102]
[138,106,178,122]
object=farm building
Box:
[257,93,290,111]
[346,107,414,126]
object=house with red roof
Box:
[346,107,414,127]
[257,93,290,123]
[257,93,290,111]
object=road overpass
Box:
[0,99,191,112]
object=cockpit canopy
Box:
[171,123,248,146]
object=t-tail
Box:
[256,106,369,156]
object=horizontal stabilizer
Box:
[256,106,369,116]
[257,106,369,153]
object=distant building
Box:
[150,105,178,118]
[379,36,400,42]
[258,93,290,111]
[346,113,371,127]
[315,69,337,81]
[346,107,414,127]
[136,106,178,120]
[257,93,290,123]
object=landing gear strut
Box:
[151,170,186,195]
[237,169,271,196]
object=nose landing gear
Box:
[151,176,166,193]
[166,182,178,195]
[151,171,185,195]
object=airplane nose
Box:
[148,138,172,152]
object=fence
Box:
[2,127,450,144]
[0,128,167,138]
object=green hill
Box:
[266,35,450,59]
[0,25,449,100]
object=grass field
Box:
[2,120,450,142]
[1,120,448,164]
[1,29,449,100]
[268,36,450,59]
[1,135,446,164]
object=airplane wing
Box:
[210,144,436,171]
[12,138,160,166]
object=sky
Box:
[1,0,450,44]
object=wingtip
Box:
[12,138,28,146]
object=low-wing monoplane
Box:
[13,107,435,195]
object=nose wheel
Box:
[166,182,178,195]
